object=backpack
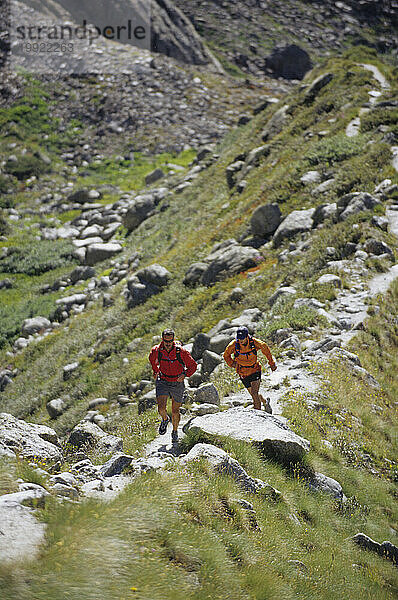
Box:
[233,336,257,362]
[158,343,185,378]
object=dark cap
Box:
[236,326,249,339]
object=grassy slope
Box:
[0,46,397,598]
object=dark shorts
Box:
[155,378,185,403]
[240,370,261,389]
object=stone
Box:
[68,421,123,455]
[250,203,282,237]
[316,274,342,288]
[138,389,157,414]
[88,398,109,409]
[229,287,244,302]
[312,203,337,227]
[353,533,398,565]
[145,168,165,186]
[99,453,133,477]
[371,216,389,231]
[46,398,66,419]
[123,195,156,231]
[209,332,235,355]
[183,262,208,287]
[49,472,79,487]
[0,413,61,462]
[85,243,122,266]
[192,403,220,416]
[307,472,345,500]
[264,44,312,80]
[273,208,315,247]
[63,362,79,380]
[226,160,245,188]
[201,243,261,286]
[304,73,334,103]
[136,264,171,287]
[311,178,335,196]
[202,350,223,375]
[231,308,263,332]
[70,266,95,283]
[336,192,379,221]
[181,443,281,496]
[184,407,310,463]
[191,333,210,360]
[21,317,51,337]
[364,239,393,256]
[268,286,297,307]
[300,170,321,185]
[193,383,220,406]
[261,106,289,141]
[50,483,79,499]
[0,487,50,509]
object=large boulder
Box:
[183,262,208,287]
[21,317,51,337]
[68,421,123,455]
[136,264,171,287]
[0,413,61,462]
[273,208,315,247]
[202,350,222,376]
[181,443,281,496]
[264,44,312,80]
[191,333,210,360]
[126,264,171,308]
[84,243,122,266]
[192,383,220,406]
[123,194,156,231]
[184,407,310,463]
[336,192,380,221]
[250,203,282,237]
[201,241,261,286]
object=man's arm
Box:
[223,342,237,368]
[254,338,277,370]
[180,348,197,377]
[148,346,160,377]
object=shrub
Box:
[0,209,8,236]
[303,133,365,166]
[0,239,77,275]
[5,154,49,180]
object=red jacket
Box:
[149,341,197,382]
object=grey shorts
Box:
[155,378,185,403]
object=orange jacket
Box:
[223,336,275,377]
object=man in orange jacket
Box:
[223,326,277,412]
[149,329,197,443]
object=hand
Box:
[270,363,277,371]
[176,374,185,382]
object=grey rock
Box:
[63,362,79,380]
[56,293,87,309]
[364,239,393,256]
[181,443,281,496]
[226,160,245,188]
[250,203,282,237]
[0,413,61,462]
[307,472,345,500]
[99,453,133,477]
[265,44,312,80]
[353,533,398,565]
[261,106,289,141]
[202,350,222,375]
[184,407,310,462]
[304,73,334,103]
[279,334,301,353]
[300,170,321,185]
[191,403,220,416]
[231,308,263,331]
[70,266,95,284]
[311,178,335,196]
[312,203,337,227]
[46,398,66,419]
[182,262,208,287]
[207,319,233,337]
[371,216,389,231]
[273,208,315,247]
[244,145,271,169]
[193,383,220,406]
[138,389,157,414]
[229,287,244,302]
[191,333,210,360]
[209,332,235,355]
[21,317,51,337]
[88,397,109,409]
[327,347,361,366]
[85,243,122,266]
[68,421,123,455]
[337,192,379,221]
[145,168,165,186]
[0,278,13,290]
[123,195,156,231]
[49,472,79,487]
[268,286,297,307]
[201,243,260,286]
[316,274,342,288]
[50,483,79,499]
[136,264,171,287]
[352,365,380,389]
[0,487,49,509]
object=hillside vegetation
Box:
[0,44,397,599]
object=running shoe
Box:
[171,430,178,443]
[158,418,169,435]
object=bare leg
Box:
[157,395,169,421]
[249,379,261,410]
[171,398,181,431]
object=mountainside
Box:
[0,2,398,598]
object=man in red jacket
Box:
[149,329,197,443]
